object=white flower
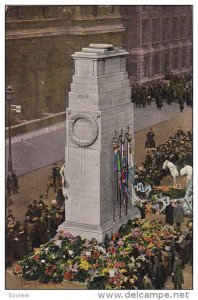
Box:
[68,250,74,255]
[54,240,62,248]
[41,260,45,263]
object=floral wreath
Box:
[69,112,99,147]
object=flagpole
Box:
[126,137,128,215]
[113,131,119,222]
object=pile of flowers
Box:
[14,219,181,289]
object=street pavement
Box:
[5,102,192,176]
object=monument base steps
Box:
[58,206,140,242]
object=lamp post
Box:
[6,85,14,173]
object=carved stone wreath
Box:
[69,112,99,147]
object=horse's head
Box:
[180,166,186,176]
[162,160,168,169]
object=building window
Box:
[172,17,180,40]
[172,48,179,70]
[142,6,149,12]
[80,6,93,16]
[188,17,192,37]
[188,47,192,67]
[171,6,177,13]
[41,6,49,18]
[107,5,116,14]
[142,19,150,44]
[152,53,161,75]
[98,5,116,15]
[162,5,171,11]
[93,6,98,17]
[144,55,150,78]
[163,52,170,74]
[162,18,170,42]
[180,17,188,39]
[152,18,161,43]
[130,62,137,81]
[180,48,187,69]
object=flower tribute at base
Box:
[14,219,184,289]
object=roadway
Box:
[5,102,192,176]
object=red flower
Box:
[45,268,51,275]
[34,255,39,261]
[107,246,116,254]
[64,271,74,280]
[44,265,56,275]
[13,263,22,274]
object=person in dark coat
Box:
[11,170,19,194]
[37,217,49,244]
[145,128,156,148]
[155,94,163,110]
[32,200,41,218]
[26,204,33,218]
[31,218,41,248]
[56,187,65,205]
[139,203,146,219]
[12,235,26,260]
[173,201,184,227]
[179,101,184,113]
[5,222,15,267]
[52,163,60,185]
[24,216,35,245]
[172,256,184,289]
[165,201,175,225]
[6,172,13,197]
[152,171,161,186]
[153,256,164,289]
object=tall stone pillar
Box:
[59,44,140,242]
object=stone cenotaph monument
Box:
[59,44,140,241]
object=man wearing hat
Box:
[37,216,49,244]
[11,170,19,194]
[145,128,155,148]
[32,200,40,218]
[165,200,175,225]
[172,255,184,289]
[52,163,60,186]
[153,256,164,289]
[173,200,184,228]
[162,245,172,277]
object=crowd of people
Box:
[133,127,193,289]
[135,129,192,187]
[143,222,192,290]
[136,223,192,290]
[5,129,193,289]
[5,195,65,267]
[131,74,192,112]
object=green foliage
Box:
[164,188,186,199]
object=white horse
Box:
[180,165,192,185]
[162,160,179,186]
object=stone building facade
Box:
[6,5,124,120]
[121,5,193,84]
[5,5,193,121]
